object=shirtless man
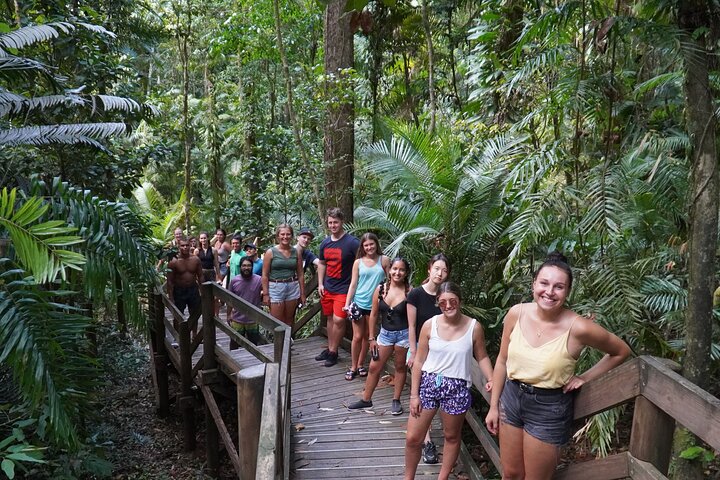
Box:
[167,238,203,335]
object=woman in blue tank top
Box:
[343,233,389,380]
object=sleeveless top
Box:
[422,316,475,385]
[197,247,214,270]
[506,307,577,389]
[216,244,230,265]
[268,246,298,281]
[354,257,386,310]
[378,295,408,332]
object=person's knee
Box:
[443,428,462,445]
[368,360,383,375]
[394,361,407,375]
[405,430,425,449]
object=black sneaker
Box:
[315,349,329,361]
[324,351,338,367]
[391,399,403,416]
[422,441,438,464]
[347,399,373,410]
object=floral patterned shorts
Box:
[419,371,471,415]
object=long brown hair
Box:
[356,232,382,258]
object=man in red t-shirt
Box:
[315,208,360,366]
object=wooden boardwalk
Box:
[290,336,459,479]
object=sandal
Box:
[345,369,358,381]
[357,366,368,377]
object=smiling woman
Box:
[485,252,632,480]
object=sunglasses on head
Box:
[437,298,459,310]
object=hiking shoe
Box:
[391,399,403,416]
[315,349,329,361]
[422,441,438,464]
[347,399,373,410]
[324,351,338,367]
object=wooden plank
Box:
[257,362,280,479]
[238,364,265,479]
[215,318,273,363]
[212,284,286,332]
[200,385,243,477]
[161,293,186,326]
[178,320,196,451]
[554,452,630,480]
[573,358,641,420]
[163,316,180,342]
[640,355,720,451]
[627,454,668,480]
[630,395,674,475]
[293,302,321,337]
[458,440,484,480]
[465,407,500,474]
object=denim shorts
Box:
[268,280,300,302]
[419,371,471,415]
[377,327,410,348]
[500,378,574,446]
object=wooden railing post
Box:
[201,283,219,477]
[237,364,265,479]
[273,326,286,363]
[152,291,170,418]
[178,320,196,451]
[256,362,280,479]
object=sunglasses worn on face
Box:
[437,298,459,310]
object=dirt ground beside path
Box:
[95,329,235,480]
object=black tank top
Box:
[198,247,214,269]
[378,297,408,332]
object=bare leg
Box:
[404,407,437,480]
[284,299,298,327]
[358,318,368,369]
[361,345,394,402]
[269,302,283,323]
[438,410,466,480]
[327,314,346,353]
[350,317,365,371]
[499,422,525,479]
[522,432,560,480]
[392,345,408,400]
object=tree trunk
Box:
[272,0,324,222]
[204,62,224,228]
[420,0,436,134]
[323,0,355,221]
[179,1,192,233]
[673,2,719,479]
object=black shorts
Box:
[174,285,200,315]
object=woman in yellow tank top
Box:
[485,252,631,480]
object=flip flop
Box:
[345,368,358,381]
[358,366,368,377]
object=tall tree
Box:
[420,0,436,134]
[673,2,719,478]
[323,0,355,219]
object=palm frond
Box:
[0,23,74,54]
[0,188,85,283]
[0,260,98,449]
[0,123,128,149]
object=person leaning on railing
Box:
[485,251,631,480]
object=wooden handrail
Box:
[150,280,296,480]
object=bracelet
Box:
[410,395,419,399]
[368,337,375,341]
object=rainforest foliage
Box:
[0,0,719,477]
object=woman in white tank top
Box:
[404,282,494,480]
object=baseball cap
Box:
[244,243,257,250]
[298,227,314,238]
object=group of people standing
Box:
[164,224,317,342]
[305,209,631,480]
[166,207,632,480]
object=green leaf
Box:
[679,446,705,460]
[1,459,14,479]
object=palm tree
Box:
[0,178,157,449]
